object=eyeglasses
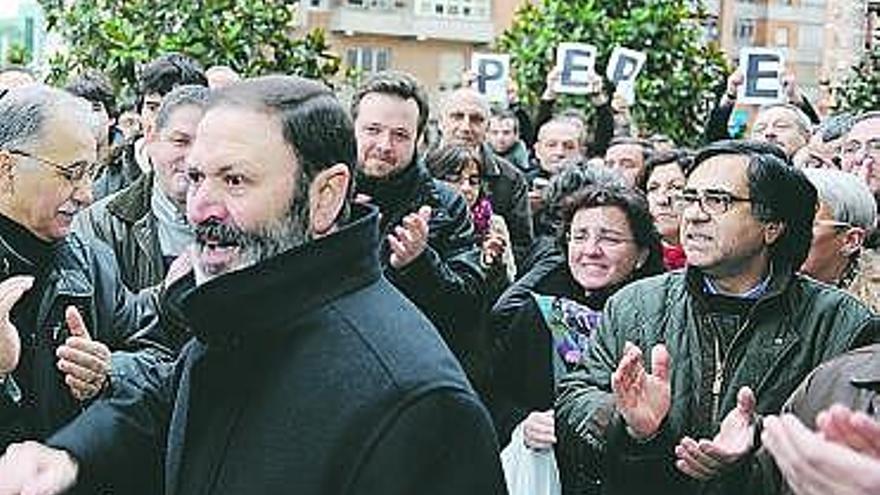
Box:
[673,189,753,215]
[6,149,103,184]
[567,228,635,249]
[443,173,481,187]
[842,139,880,156]
[813,220,852,230]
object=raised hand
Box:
[55,306,110,401]
[388,206,431,269]
[763,414,880,495]
[0,276,34,374]
[675,386,757,480]
[611,342,671,440]
[817,404,880,460]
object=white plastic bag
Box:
[500,422,562,495]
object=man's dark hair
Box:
[138,53,207,111]
[210,75,357,223]
[64,70,116,118]
[559,182,665,281]
[694,140,817,270]
[350,71,429,138]
[489,108,519,134]
[639,149,695,191]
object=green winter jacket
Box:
[555,264,879,495]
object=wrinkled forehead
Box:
[191,105,292,171]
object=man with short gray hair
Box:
[0,85,153,452]
[751,103,812,157]
[74,85,210,292]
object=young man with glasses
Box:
[0,85,154,456]
[555,140,879,495]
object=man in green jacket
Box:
[555,140,878,495]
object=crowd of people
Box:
[0,51,876,495]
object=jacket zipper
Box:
[710,315,754,425]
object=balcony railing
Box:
[328,1,494,43]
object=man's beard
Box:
[192,179,311,285]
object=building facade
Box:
[710,0,873,110]
[298,0,527,105]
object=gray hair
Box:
[756,102,813,137]
[802,168,877,229]
[817,113,855,143]
[0,84,93,151]
[155,84,210,132]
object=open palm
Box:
[612,342,671,439]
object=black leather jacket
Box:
[0,219,156,451]
[359,161,489,390]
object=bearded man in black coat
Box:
[0,76,506,495]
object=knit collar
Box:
[356,156,428,216]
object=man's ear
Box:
[309,163,351,238]
[764,221,785,245]
[841,226,867,257]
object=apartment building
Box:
[709,0,873,106]
[299,0,526,103]
[0,0,47,68]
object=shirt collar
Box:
[702,266,773,300]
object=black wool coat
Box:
[50,206,507,495]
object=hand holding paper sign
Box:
[737,47,785,106]
[470,53,510,106]
[553,42,599,96]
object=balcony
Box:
[327,0,494,43]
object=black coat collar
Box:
[183,205,382,349]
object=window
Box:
[347,0,396,9]
[346,47,392,74]
[774,27,789,46]
[24,17,34,55]
[417,0,490,19]
[735,18,756,43]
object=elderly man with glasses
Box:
[799,168,880,311]
[0,85,154,455]
[554,140,879,495]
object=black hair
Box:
[489,108,519,134]
[138,53,207,111]
[64,70,117,118]
[640,149,695,191]
[425,143,483,178]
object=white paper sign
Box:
[470,53,509,104]
[553,42,598,95]
[738,47,785,105]
[606,46,647,85]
